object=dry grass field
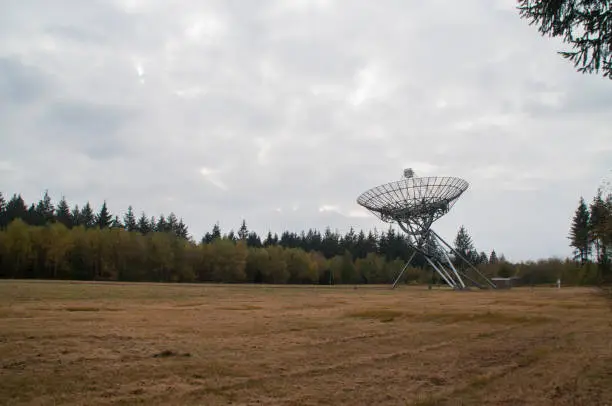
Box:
[1,281,611,406]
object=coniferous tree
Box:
[5,194,27,225]
[489,250,499,264]
[149,216,156,232]
[156,215,167,233]
[263,231,275,247]
[71,204,82,227]
[321,227,339,258]
[518,0,612,79]
[80,202,96,228]
[211,223,221,240]
[569,197,591,265]
[96,201,112,229]
[137,212,151,234]
[238,220,248,241]
[226,230,237,242]
[27,203,43,226]
[341,227,357,256]
[0,192,7,228]
[36,190,55,224]
[110,216,123,229]
[55,196,72,227]
[354,230,367,259]
[176,219,189,239]
[123,206,137,232]
[167,213,179,233]
[589,190,610,272]
[246,231,262,247]
[479,251,489,265]
[454,225,475,266]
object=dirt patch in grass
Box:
[345,309,552,325]
[152,350,191,358]
[63,306,124,312]
[345,309,406,322]
[216,304,262,311]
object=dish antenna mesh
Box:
[357,169,495,290]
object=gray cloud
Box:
[1,0,611,261]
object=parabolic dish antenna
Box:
[357,169,496,290]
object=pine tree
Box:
[264,231,274,246]
[489,250,498,264]
[0,192,7,228]
[590,190,609,267]
[247,231,262,247]
[80,202,95,228]
[569,197,590,265]
[55,196,72,227]
[71,204,82,227]
[238,220,248,241]
[110,216,123,229]
[167,213,178,234]
[156,215,167,233]
[479,251,488,265]
[137,212,151,234]
[96,201,112,229]
[36,190,55,224]
[454,225,475,266]
[26,203,40,226]
[211,223,221,240]
[5,194,27,225]
[518,0,612,79]
[123,206,137,232]
[176,219,189,239]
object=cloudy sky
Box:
[1,0,611,261]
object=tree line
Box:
[0,191,514,285]
[1,189,607,286]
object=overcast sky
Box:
[1,0,611,261]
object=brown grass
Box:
[0,281,611,405]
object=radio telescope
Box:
[357,169,496,290]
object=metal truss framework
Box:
[357,172,496,290]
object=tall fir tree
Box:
[569,197,591,265]
[454,225,475,266]
[489,250,498,264]
[176,218,189,239]
[55,196,72,227]
[123,206,137,232]
[156,215,167,232]
[71,204,82,227]
[36,190,55,224]
[137,212,151,234]
[211,223,221,240]
[238,220,248,241]
[0,192,7,228]
[478,251,489,265]
[590,190,609,267]
[263,231,275,246]
[247,231,262,247]
[167,213,178,234]
[96,201,112,229]
[5,194,27,225]
[80,202,95,228]
[110,215,123,229]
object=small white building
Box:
[491,277,520,289]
